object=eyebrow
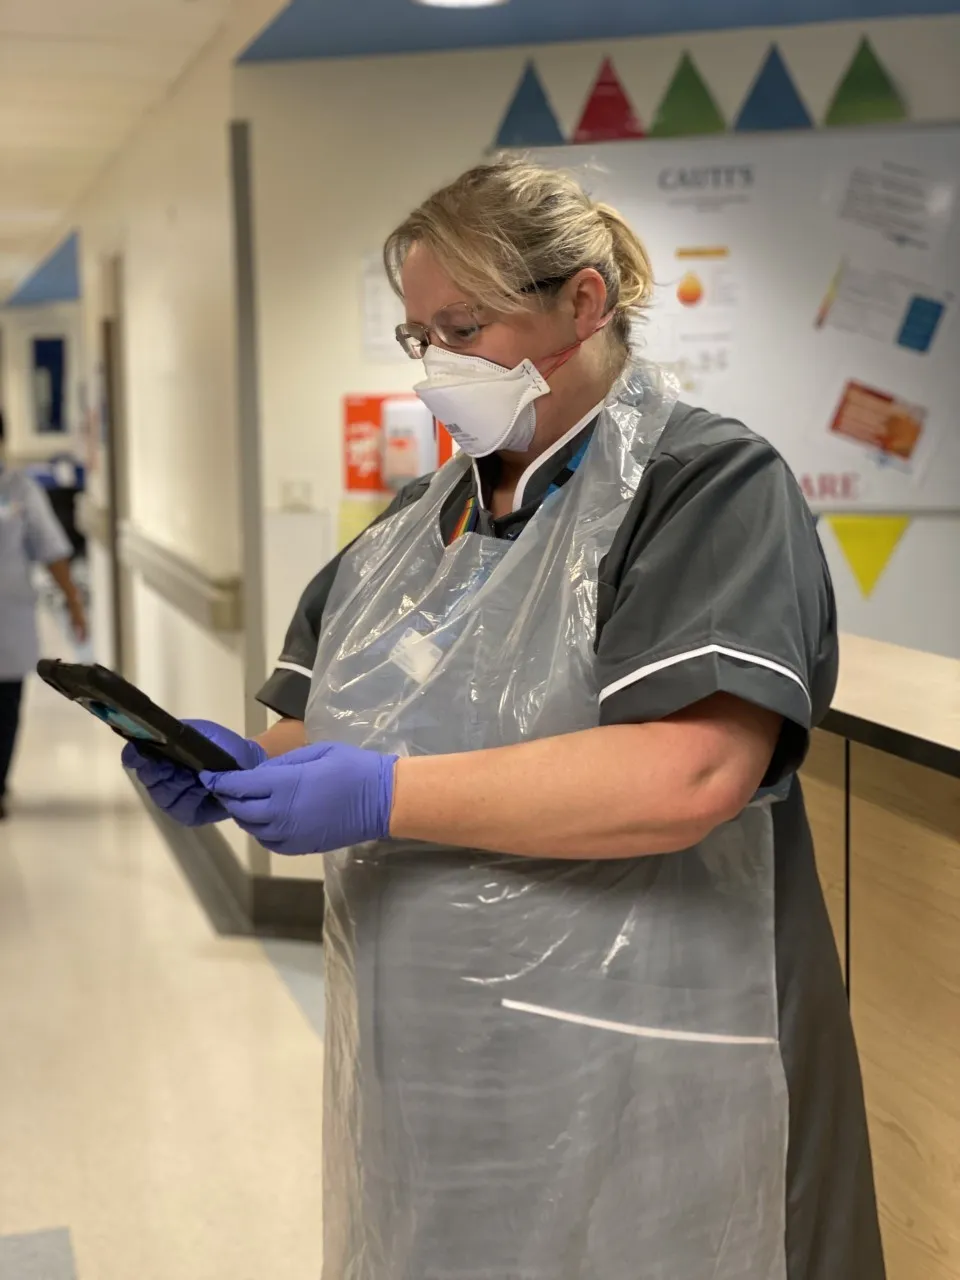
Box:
[405,299,475,327]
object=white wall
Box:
[0,302,83,459]
[66,0,286,872]
[236,13,960,662]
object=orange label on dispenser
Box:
[344,396,386,492]
[343,394,454,493]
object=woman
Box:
[126,159,884,1279]
[0,425,88,819]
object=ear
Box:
[565,268,609,341]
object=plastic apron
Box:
[305,363,789,1280]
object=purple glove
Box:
[200,741,398,855]
[122,720,267,827]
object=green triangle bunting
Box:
[649,53,726,138]
[824,37,907,127]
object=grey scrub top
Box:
[0,467,72,680]
[259,403,884,1279]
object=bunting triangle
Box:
[572,57,644,143]
[824,37,907,127]
[494,61,565,149]
[649,53,726,138]
[826,515,910,597]
[735,44,812,132]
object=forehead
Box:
[400,243,468,323]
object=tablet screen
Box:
[81,698,164,742]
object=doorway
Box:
[99,256,136,679]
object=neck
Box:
[495,359,617,493]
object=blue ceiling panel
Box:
[4,233,80,307]
[239,0,960,62]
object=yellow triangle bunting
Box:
[826,515,910,598]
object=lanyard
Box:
[454,434,593,543]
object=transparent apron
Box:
[305,364,788,1280]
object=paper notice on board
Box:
[828,380,928,477]
[673,244,739,309]
[815,259,949,353]
[836,161,954,255]
[361,253,407,363]
[644,245,738,395]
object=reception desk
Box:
[799,634,960,1280]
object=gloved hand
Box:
[122,720,267,827]
[200,741,398,855]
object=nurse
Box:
[126,158,885,1279]
[0,426,88,819]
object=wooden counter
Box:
[799,634,960,1280]
[825,632,960,776]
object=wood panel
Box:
[835,635,960,755]
[849,745,960,1280]
[800,729,847,976]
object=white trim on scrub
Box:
[598,644,812,708]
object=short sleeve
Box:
[595,436,837,782]
[256,551,349,720]
[22,477,72,564]
[256,475,433,721]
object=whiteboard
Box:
[546,126,960,512]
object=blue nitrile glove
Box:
[200,741,398,855]
[122,720,267,827]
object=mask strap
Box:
[536,311,614,380]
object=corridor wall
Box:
[72,0,287,869]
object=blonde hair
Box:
[383,156,653,353]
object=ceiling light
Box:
[413,0,509,8]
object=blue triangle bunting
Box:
[735,45,812,132]
[494,61,565,148]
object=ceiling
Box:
[239,0,960,62]
[0,0,233,303]
[3,0,957,303]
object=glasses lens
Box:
[396,326,427,360]
[433,305,484,350]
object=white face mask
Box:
[412,346,551,458]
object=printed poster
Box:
[828,381,927,474]
[647,246,738,397]
[835,161,954,256]
[361,253,407,363]
[815,258,949,354]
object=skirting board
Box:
[132,779,324,942]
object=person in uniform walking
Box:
[0,414,88,818]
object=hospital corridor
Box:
[0,625,325,1280]
[0,1,959,1278]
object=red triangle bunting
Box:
[573,57,644,143]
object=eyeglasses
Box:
[395,302,489,360]
[395,276,573,360]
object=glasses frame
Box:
[394,275,574,360]
[395,301,488,361]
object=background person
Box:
[0,415,88,819]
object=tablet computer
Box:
[36,659,241,773]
